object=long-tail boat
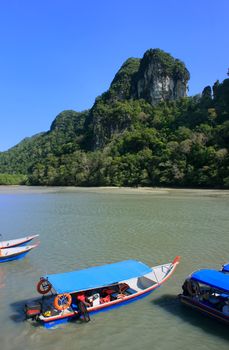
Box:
[25,256,180,328]
[0,234,39,249]
[0,244,39,263]
[179,264,229,325]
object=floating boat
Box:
[25,256,180,328]
[222,263,229,273]
[0,234,39,249]
[0,244,39,263]
[179,266,229,325]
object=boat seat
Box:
[119,283,136,294]
[110,287,136,299]
[125,287,136,295]
[119,283,130,293]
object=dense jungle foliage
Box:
[0,173,27,185]
[0,49,228,188]
[0,78,228,188]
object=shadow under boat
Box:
[152,294,229,341]
[10,297,88,328]
[10,297,39,326]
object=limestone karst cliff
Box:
[134,49,190,104]
[89,48,190,148]
[108,48,189,104]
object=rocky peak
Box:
[106,49,190,105]
[109,58,140,100]
[89,49,190,149]
[134,49,190,104]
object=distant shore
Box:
[0,185,229,197]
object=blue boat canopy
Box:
[222,263,229,273]
[44,260,152,294]
[191,269,229,293]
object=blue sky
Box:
[0,0,228,151]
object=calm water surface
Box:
[0,186,229,350]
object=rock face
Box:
[108,48,190,104]
[134,49,189,104]
[136,68,187,104]
[89,48,190,148]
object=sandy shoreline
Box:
[0,185,229,197]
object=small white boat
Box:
[0,234,39,249]
[0,244,39,263]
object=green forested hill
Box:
[0,49,228,188]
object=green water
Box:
[0,187,229,350]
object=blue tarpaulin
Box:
[44,260,152,294]
[191,269,229,292]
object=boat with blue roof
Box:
[25,256,180,328]
[179,263,229,325]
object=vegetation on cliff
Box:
[0,49,228,188]
[137,49,190,82]
[109,58,140,100]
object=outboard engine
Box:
[24,302,42,320]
